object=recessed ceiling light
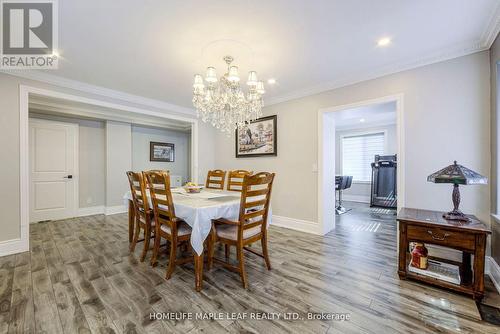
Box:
[267,78,276,84]
[377,37,391,47]
[359,118,366,123]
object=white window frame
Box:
[339,130,388,184]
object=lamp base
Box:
[443,209,471,222]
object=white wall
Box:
[197,121,216,183]
[132,125,191,183]
[29,113,106,208]
[105,121,132,208]
[335,123,397,202]
[214,52,491,227]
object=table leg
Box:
[461,252,472,285]
[128,200,135,243]
[473,234,486,301]
[194,252,204,292]
[398,222,408,279]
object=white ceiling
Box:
[333,101,396,130]
[7,0,500,112]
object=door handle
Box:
[63,175,73,179]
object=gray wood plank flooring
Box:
[0,202,498,333]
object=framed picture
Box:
[236,115,277,158]
[150,142,175,162]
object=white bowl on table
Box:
[184,185,204,193]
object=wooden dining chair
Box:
[208,172,275,288]
[205,169,227,190]
[227,170,252,192]
[144,170,169,188]
[144,170,193,279]
[126,171,154,262]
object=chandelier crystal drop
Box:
[192,55,265,134]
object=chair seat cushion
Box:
[160,221,191,236]
[216,224,261,240]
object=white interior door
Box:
[30,119,78,222]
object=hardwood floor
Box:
[0,203,498,333]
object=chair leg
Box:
[150,229,161,267]
[166,238,177,279]
[130,218,141,252]
[261,234,271,270]
[225,244,230,260]
[140,225,151,262]
[236,245,248,289]
[128,201,135,243]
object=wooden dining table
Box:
[124,188,271,291]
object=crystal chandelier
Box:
[192,55,265,134]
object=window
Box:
[341,132,385,182]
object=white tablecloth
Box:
[123,188,271,255]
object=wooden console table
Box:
[397,208,491,301]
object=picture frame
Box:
[150,142,175,162]
[235,115,277,158]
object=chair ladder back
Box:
[205,169,227,190]
[144,171,176,229]
[227,170,252,192]
[238,172,275,236]
[126,171,149,215]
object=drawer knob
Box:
[427,230,450,241]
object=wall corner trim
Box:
[486,256,500,294]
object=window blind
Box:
[341,132,385,182]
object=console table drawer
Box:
[406,225,475,251]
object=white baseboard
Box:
[486,256,500,294]
[342,195,370,203]
[271,215,321,235]
[0,225,29,257]
[105,205,127,215]
[76,206,105,217]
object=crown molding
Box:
[481,0,500,49]
[0,70,196,116]
[266,39,488,106]
[29,99,192,132]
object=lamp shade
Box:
[227,66,240,82]
[193,74,204,89]
[247,71,258,86]
[427,161,487,185]
[205,67,218,83]
[256,81,265,94]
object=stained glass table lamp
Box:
[427,161,487,221]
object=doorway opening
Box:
[317,94,404,235]
[15,85,199,254]
[334,101,397,218]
